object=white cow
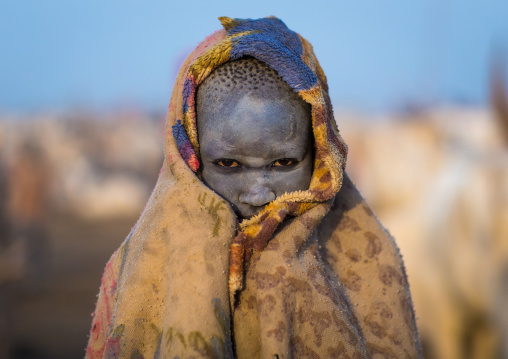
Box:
[342,106,508,359]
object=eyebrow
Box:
[201,141,239,159]
[263,143,309,159]
[203,142,309,162]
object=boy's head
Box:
[197,58,313,218]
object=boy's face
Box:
[198,93,313,219]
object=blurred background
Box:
[1,1,507,358]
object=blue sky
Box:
[0,0,507,114]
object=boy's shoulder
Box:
[320,173,401,260]
[317,174,421,357]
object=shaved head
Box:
[197,57,310,120]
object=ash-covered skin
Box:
[197,58,313,219]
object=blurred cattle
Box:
[1,94,506,357]
[2,137,50,285]
[0,112,164,358]
[1,112,163,220]
[0,133,51,357]
[343,91,508,357]
[0,113,164,285]
[490,57,508,359]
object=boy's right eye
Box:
[215,159,241,168]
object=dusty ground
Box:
[3,213,137,359]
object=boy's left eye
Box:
[215,159,240,168]
[272,158,296,167]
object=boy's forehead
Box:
[198,101,312,169]
[203,95,305,141]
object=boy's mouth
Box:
[234,204,266,219]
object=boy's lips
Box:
[236,204,266,219]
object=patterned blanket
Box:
[86,16,421,358]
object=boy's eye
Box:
[215,159,240,168]
[272,158,296,167]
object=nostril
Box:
[239,188,276,207]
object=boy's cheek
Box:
[202,170,240,197]
[271,168,313,194]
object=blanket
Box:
[86,16,422,358]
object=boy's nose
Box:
[239,185,276,207]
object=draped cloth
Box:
[86,16,422,358]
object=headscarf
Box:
[172,16,347,305]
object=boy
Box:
[86,16,421,358]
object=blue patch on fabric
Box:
[182,77,193,114]
[173,120,190,149]
[226,17,317,91]
[172,120,196,163]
